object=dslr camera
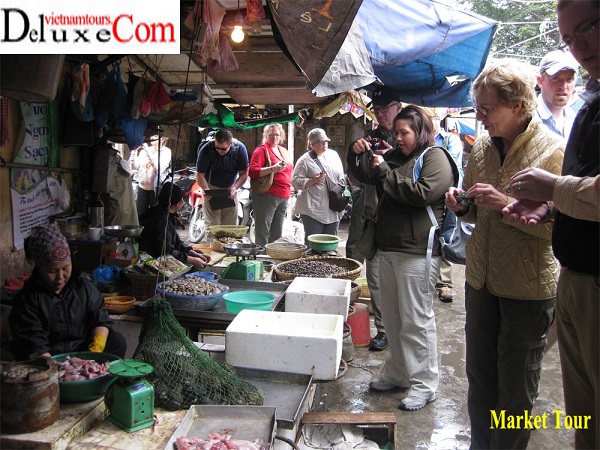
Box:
[455,192,474,206]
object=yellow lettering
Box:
[584,415,591,429]
[553,409,564,428]
[490,410,505,429]
[507,415,516,429]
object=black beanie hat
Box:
[158,182,184,207]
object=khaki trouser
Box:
[556,268,599,450]
[379,251,439,399]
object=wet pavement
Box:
[312,262,574,449]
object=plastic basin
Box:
[307,234,340,252]
[190,271,219,281]
[156,281,228,311]
[223,291,276,314]
[51,351,121,403]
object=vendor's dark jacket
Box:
[552,78,599,275]
[138,205,192,263]
[9,273,112,360]
[348,145,454,254]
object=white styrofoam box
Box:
[285,277,351,321]
[225,309,343,380]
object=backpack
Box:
[413,146,474,290]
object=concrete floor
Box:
[311,263,573,449]
[180,218,575,449]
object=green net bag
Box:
[133,297,264,410]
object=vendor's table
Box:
[137,279,287,336]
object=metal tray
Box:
[163,405,277,450]
[236,367,313,430]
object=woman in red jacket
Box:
[248,124,294,247]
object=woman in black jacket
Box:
[138,182,211,268]
[9,224,126,360]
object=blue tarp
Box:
[356,0,497,107]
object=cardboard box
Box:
[285,277,351,321]
[225,310,343,380]
[103,256,138,269]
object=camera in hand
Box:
[456,192,474,206]
[368,137,383,150]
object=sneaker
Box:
[398,394,436,411]
[369,331,388,351]
[369,379,400,392]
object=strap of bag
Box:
[425,205,439,293]
[310,150,332,181]
[264,144,272,167]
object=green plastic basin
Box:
[307,234,340,251]
[51,351,121,403]
[223,291,276,314]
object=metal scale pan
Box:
[104,225,144,259]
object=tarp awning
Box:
[271,0,496,108]
[358,0,497,107]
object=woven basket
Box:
[104,296,136,314]
[355,277,371,299]
[126,273,162,302]
[265,242,307,261]
[274,256,363,282]
[208,225,248,239]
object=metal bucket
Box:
[342,322,355,362]
[1,358,60,434]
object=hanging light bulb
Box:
[231,0,244,43]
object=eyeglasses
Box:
[268,133,280,137]
[215,145,230,151]
[560,18,599,49]
[372,103,399,114]
[473,103,499,116]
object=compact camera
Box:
[456,192,474,206]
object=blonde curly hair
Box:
[471,60,537,120]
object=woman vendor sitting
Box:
[138,182,211,269]
[8,223,127,360]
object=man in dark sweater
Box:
[503,1,599,447]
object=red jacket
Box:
[249,143,293,198]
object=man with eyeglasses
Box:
[503,1,599,448]
[346,85,402,352]
[536,50,579,138]
[196,129,249,227]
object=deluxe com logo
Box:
[0,0,180,54]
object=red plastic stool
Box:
[346,303,371,347]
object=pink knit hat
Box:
[25,223,71,266]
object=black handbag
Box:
[310,150,349,213]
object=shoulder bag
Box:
[310,151,349,213]
[250,145,274,193]
[355,192,386,260]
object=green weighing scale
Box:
[105,360,155,432]
[221,243,264,281]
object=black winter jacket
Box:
[553,78,599,275]
[138,205,192,263]
[9,273,112,360]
